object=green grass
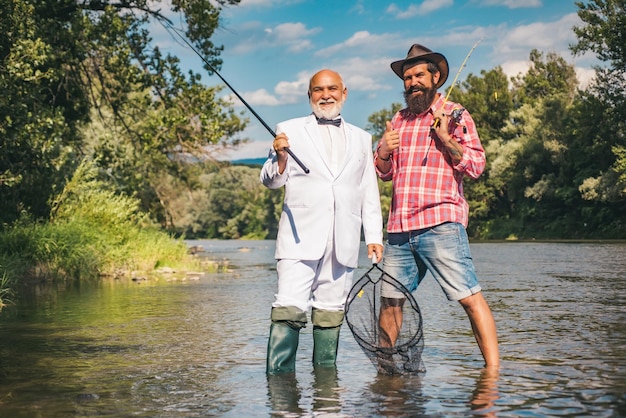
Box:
[0,272,13,308]
[0,161,204,303]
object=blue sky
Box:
[155,0,597,160]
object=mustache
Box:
[404,86,426,95]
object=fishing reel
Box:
[450,107,467,133]
[431,107,467,133]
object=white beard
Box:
[311,99,344,120]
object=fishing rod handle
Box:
[271,128,309,173]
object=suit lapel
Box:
[304,115,334,175]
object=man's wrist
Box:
[379,153,391,161]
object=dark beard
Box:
[403,85,437,115]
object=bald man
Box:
[261,69,383,374]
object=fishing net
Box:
[345,263,426,375]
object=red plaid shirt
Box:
[375,95,485,232]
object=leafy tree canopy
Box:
[0,0,247,227]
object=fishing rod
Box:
[432,37,483,129]
[158,17,310,174]
[444,37,483,103]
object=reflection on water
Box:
[0,240,625,416]
[266,367,342,416]
[267,373,304,416]
[311,366,341,414]
[367,373,426,416]
[470,367,500,417]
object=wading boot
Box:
[311,308,344,368]
[266,321,301,374]
[312,325,341,367]
[266,302,310,375]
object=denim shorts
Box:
[381,222,481,301]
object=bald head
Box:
[308,69,347,120]
[308,69,345,94]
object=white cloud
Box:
[499,57,597,90]
[237,0,304,7]
[575,67,596,89]
[344,74,389,92]
[492,13,580,63]
[475,0,542,8]
[386,0,453,18]
[488,12,600,89]
[230,56,396,109]
[226,89,281,106]
[274,73,311,104]
[349,1,366,15]
[230,21,321,54]
[271,22,312,38]
[238,0,274,6]
[267,22,320,52]
[333,57,397,91]
[501,59,532,79]
[315,31,398,57]
[226,71,310,108]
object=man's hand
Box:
[273,133,289,173]
[432,110,452,142]
[367,243,384,264]
[433,110,463,164]
[379,121,400,160]
[273,133,289,155]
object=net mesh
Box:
[345,264,425,375]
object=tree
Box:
[0,1,86,224]
[365,103,402,231]
[498,52,597,237]
[451,67,514,142]
[0,0,247,227]
[365,103,403,143]
[572,0,626,74]
[198,165,282,239]
[449,67,514,234]
[571,0,626,206]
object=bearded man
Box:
[261,69,384,374]
[374,44,500,368]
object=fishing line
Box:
[156,16,310,173]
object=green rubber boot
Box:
[266,306,307,375]
[311,308,344,367]
[312,325,341,367]
[266,321,301,374]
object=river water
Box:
[0,240,625,417]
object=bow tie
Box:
[317,117,342,127]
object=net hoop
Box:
[345,263,425,375]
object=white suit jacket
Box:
[260,114,383,268]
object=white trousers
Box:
[272,233,354,313]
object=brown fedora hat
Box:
[390,44,449,88]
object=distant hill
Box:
[231,157,266,167]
